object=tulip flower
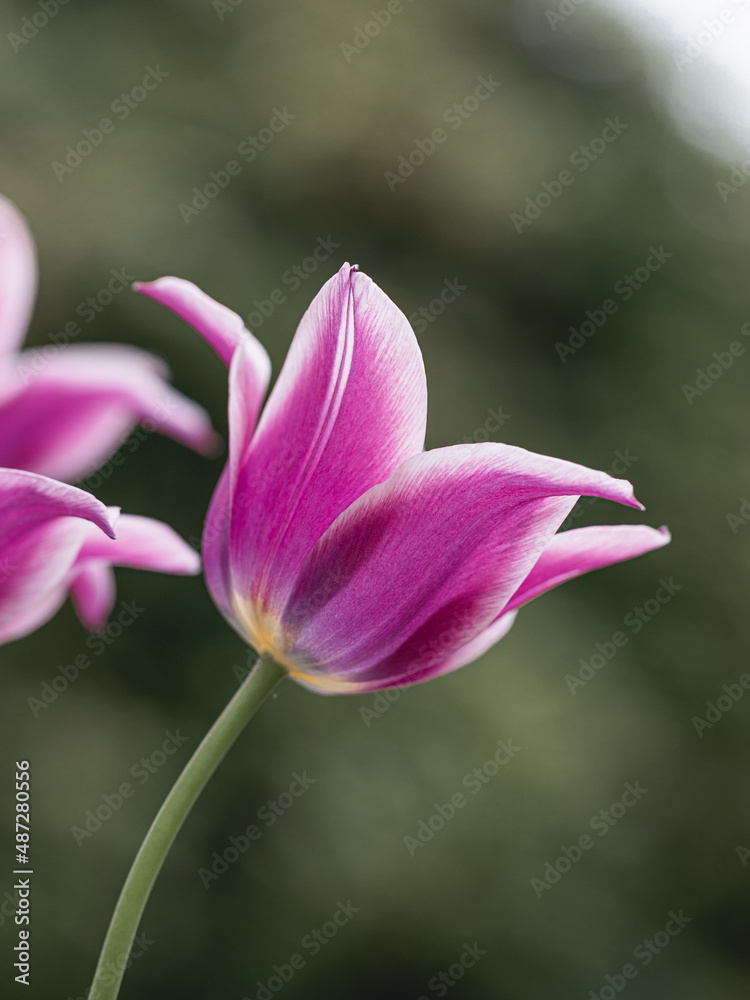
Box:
[86,263,670,1000]
[136,264,670,693]
[0,468,200,646]
[0,196,216,483]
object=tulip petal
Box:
[201,464,237,627]
[227,336,274,497]
[134,276,268,371]
[0,468,116,538]
[433,611,519,678]
[0,469,115,644]
[504,523,671,613]
[0,344,217,481]
[396,524,670,688]
[395,524,671,688]
[135,276,271,510]
[227,263,428,617]
[75,512,202,575]
[281,443,643,690]
[67,513,200,630]
[294,611,520,696]
[0,197,37,357]
[69,562,117,632]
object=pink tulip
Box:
[0,195,207,644]
[137,264,669,693]
[0,468,200,645]
[0,196,217,482]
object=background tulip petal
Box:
[282,443,643,687]
[75,511,202,575]
[0,197,37,358]
[503,523,672,613]
[67,512,200,630]
[227,263,428,615]
[0,344,217,481]
[69,561,117,632]
[0,469,115,644]
[0,519,89,645]
[0,468,116,538]
[135,276,270,372]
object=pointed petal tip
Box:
[84,498,117,540]
[105,506,120,539]
[132,277,173,298]
[337,262,359,280]
[618,479,644,511]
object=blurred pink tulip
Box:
[0,196,209,643]
[0,468,200,645]
[0,196,217,483]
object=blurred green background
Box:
[2,0,750,997]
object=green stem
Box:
[88,656,285,1000]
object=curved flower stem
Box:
[88,656,286,1000]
